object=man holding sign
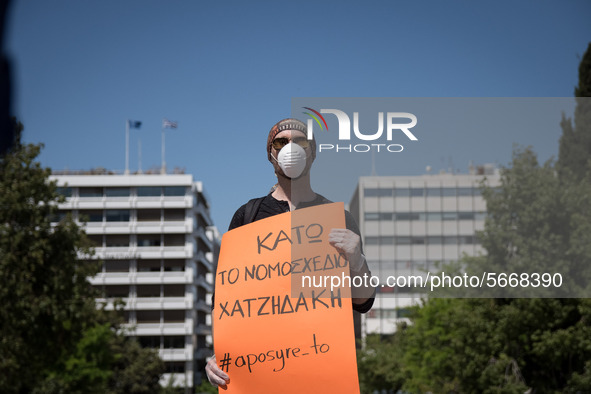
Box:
[206,118,375,392]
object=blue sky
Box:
[6,0,591,231]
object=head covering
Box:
[267,118,316,162]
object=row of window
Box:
[364,186,484,198]
[94,284,186,298]
[53,208,187,223]
[57,186,187,198]
[87,234,186,247]
[98,259,211,277]
[109,310,187,324]
[368,259,451,270]
[137,335,187,349]
[365,235,480,245]
[164,362,186,374]
[367,308,412,319]
[100,259,186,273]
[365,211,486,221]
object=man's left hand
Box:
[328,229,364,272]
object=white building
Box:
[50,171,217,391]
[348,166,500,337]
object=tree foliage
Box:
[557,42,591,181]
[0,123,165,393]
[357,42,591,393]
[358,150,591,393]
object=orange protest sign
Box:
[214,202,360,394]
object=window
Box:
[364,212,393,220]
[394,188,410,197]
[458,212,474,220]
[165,362,185,374]
[459,235,478,244]
[137,209,160,222]
[365,212,380,220]
[442,212,458,221]
[366,236,396,246]
[364,188,392,197]
[105,285,129,298]
[397,308,412,318]
[163,186,185,196]
[106,209,130,222]
[395,236,411,245]
[426,212,442,221]
[105,187,130,197]
[105,235,129,247]
[57,187,72,197]
[475,212,486,221]
[136,310,160,323]
[137,186,161,197]
[426,187,442,197]
[395,213,420,221]
[164,209,185,221]
[137,235,161,247]
[104,260,129,273]
[365,237,379,245]
[457,187,473,197]
[79,187,103,198]
[410,188,424,197]
[87,235,102,247]
[164,234,184,246]
[164,259,185,272]
[163,310,185,322]
[137,285,161,297]
[364,188,377,197]
[138,336,161,348]
[427,236,442,245]
[380,236,395,245]
[79,210,103,222]
[163,336,185,348]
[443,236,458,245]
[137,260,161,272]
[163,285,185,297]
[442,187,456,197]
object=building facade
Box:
[50,172,217,391]
[349,168,500,336]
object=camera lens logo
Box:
[302,107,329,134]
[302,107,418,153]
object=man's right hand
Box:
[205,355,230,389]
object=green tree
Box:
[0,122,165,393]
[106,332,165,394]
[557,42,591,181]
[357,332,406,393]
[369,147,591,393]
[357,42,591,393]
[194,378,218,394]
[0,121,99,392]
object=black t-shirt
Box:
[222,193,375,314]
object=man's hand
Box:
[205,355,230,389]
[328,229,364,272]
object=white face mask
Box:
[273,142,307,179]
